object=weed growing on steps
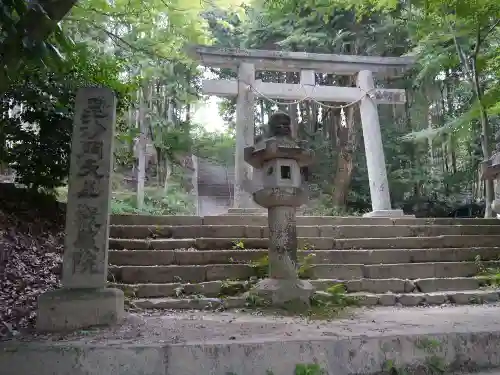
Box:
[174,285,185,298]
[226,363,326,375]
[475,255,500,286]
[308,284,359,319]
[249,252,317,279]
[232,240,246,250]
[219,279,254,297]
[297,253,316,279]
[250,255,270,278]
[244,283,357,320]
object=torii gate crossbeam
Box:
[189,45,416,217]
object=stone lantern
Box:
[244,112,315,309]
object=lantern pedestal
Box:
[252,278,314,311]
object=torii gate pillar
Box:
[231,62,260,212]
[358,70,405,217]
[190,46,416,217]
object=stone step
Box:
[108,247,500,266]
[109,235,500,250]
[132,289,500,310]
[111,277,488,298]
[109,224,500,239]
[110,214,500,226]
[109,261,499,284]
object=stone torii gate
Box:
[190,46,415,217]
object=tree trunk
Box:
[137,87,147,210]
[472,56,494,217]
[159,98,175,192]
[331,105,358,209]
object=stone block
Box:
[378,294,397,306]
[311,264,364,280]
[297,226,320,237]
[251,278,314,310]
[245,226,265,238]
[362,209,408,218]
[203,215,267,226]
[111,214,202,225]
[447,291,499,305]
[196,238,268,250]
[397,294,424,306]
[109,225,202,240]
[169,226,202,238]
[201,225,246,238]
[109,250,175,266]
[134,283,181,298]
[368,250,412,264]
[315,250,367,264]
[416,278,480,293]
[207,250,266,264]
[223,297,246,308]
[225,208,266,215]
[109,239,195,250]
[174,251,206,265]
[481,291,500,303]
[404,280,416,292]
[355,293,379,306]
[298,237,334,250]
[310,279,343,290]
[184,281,223,297]
[37,287,124,332]
[434,262,478,278]
[345,280,363,292]
[423,293,447,305]
[449,292,476,305]
[365,263,435,279]
[206,264,255,281]
[345,279,407,293]
[121,266,207,283]
[135,297,223,310]
[262,226,270,237]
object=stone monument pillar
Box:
[244,112,315,309]
[37,87,124,332]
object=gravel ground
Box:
[9,303,500,345]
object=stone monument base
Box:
[250,278,314,311]
[363,209,414,218]
[37,287,125,332]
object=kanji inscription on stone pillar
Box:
[62,88,115,289]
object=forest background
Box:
[1,0,499,217]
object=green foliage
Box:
[309,284,359,319]
[191,126,236,166]
[225,363,327,375]
[111,184,195,215]
[0,0,75,92]
[0,43,132,192]
[294,363,326,375]
[219,280,253,297]
[297,253,316,279]
[232,240,246,250]
[250,255,270,278]
[475,255,500,287]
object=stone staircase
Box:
[108,214,500,309]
